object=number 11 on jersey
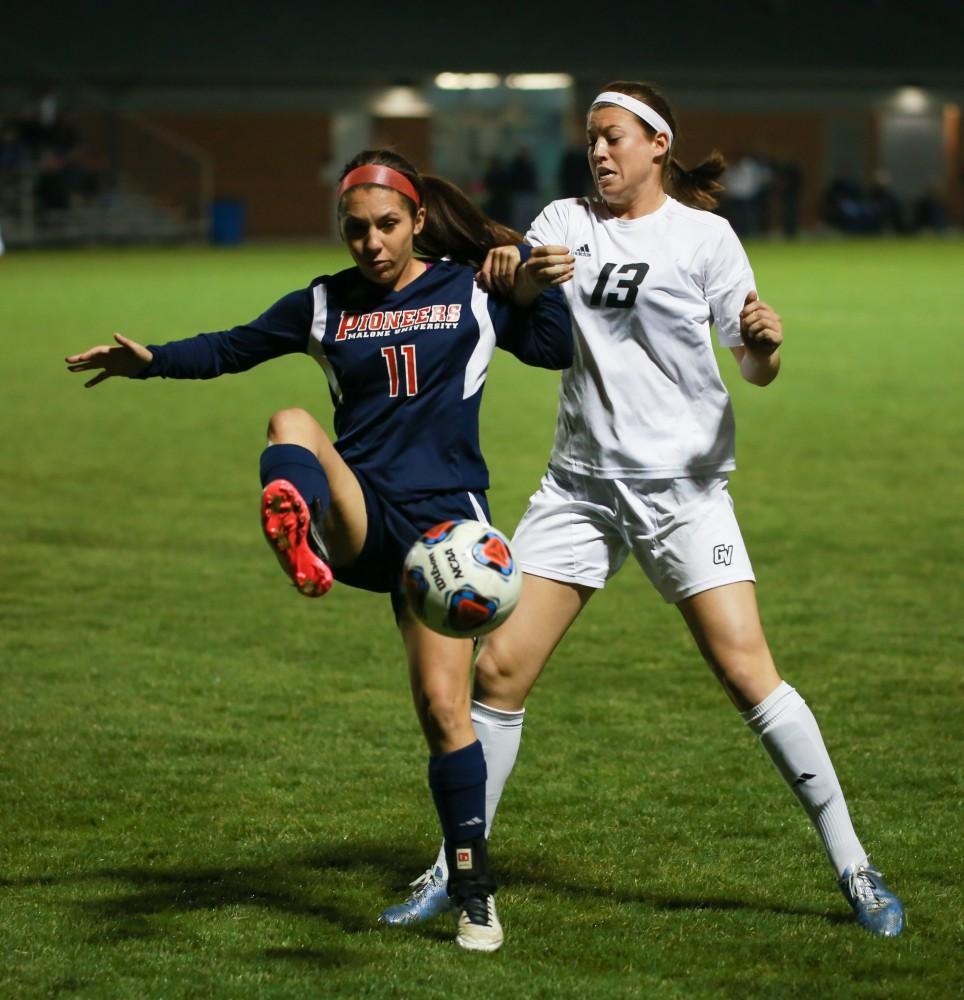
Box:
[381,344,418,397]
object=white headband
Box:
[590,91,674,145]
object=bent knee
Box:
[419,689,471,740]
[266,408,324,445]
[267,407,312,438]
[701,635,778,698]
[697,613,769,665]
[474,639,528,703]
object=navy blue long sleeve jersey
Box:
[138,259,572,499]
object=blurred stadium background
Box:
[1,1,962,247]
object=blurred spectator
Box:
[33,143,104,221]
[481,156,511,227]
[558,143,593,199]
[1,89,104,224]
[911,182,950,233]
[823,168,875,233]
[0,122,29,169]
[506,147,539,234]
[63,142,104,202]
[867,170,906,233]
[16,88,78,159]
[722,153,771,236]
[772,158,802,239]
[35,150,71,218]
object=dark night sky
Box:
[3,1,963,88]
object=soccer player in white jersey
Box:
[380,82,904,938]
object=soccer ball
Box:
[403,520,522,638]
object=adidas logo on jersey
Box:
[573,243,592,257]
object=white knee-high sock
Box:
[431,699,526,881]
[742,681,867,878]
[471,699,526,833]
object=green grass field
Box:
[2,238,962,999]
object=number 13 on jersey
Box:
[381,344,418,397]
[590,262,650,308]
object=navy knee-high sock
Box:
[428,740,494,898]
[259,444,331,516]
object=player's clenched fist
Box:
[510,245,575,307]
[523,245,575,289]
[477,243,575,306]
[739,290,783,356]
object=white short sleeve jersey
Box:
[528,196,755,478]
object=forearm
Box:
[498,288,573,370]
[137,331,246,379]
[509,265,542,308]
[138,289,312,380]
[137,325,304,380]
[735,291,782,385]
[739,345,781,386]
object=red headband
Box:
[337,165,421,207]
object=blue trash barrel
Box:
[210,198,246,245]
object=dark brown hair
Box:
[338,150,524,268]
[597,81,726,211]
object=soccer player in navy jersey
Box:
[65,149,575,952]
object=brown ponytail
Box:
[599,81,726,211]
[666,153,726,212]
[337,150,524,268]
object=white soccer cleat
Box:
[455,893,503,952]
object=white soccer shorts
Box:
[513,467,755,603]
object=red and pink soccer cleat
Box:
[261,479,334,597]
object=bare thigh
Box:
[677,581,782,711]
[266,407,366,567]
[473,573,594,711]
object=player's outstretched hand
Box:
[476,245,522,296]
[65,333,153,388]
[739,291,783,356]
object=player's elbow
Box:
[534,326,574,370]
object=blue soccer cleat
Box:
[378,865,453,926]
[838,860,905,937]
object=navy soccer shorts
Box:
[333,468,491,613]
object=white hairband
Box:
[590,91,674,145]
